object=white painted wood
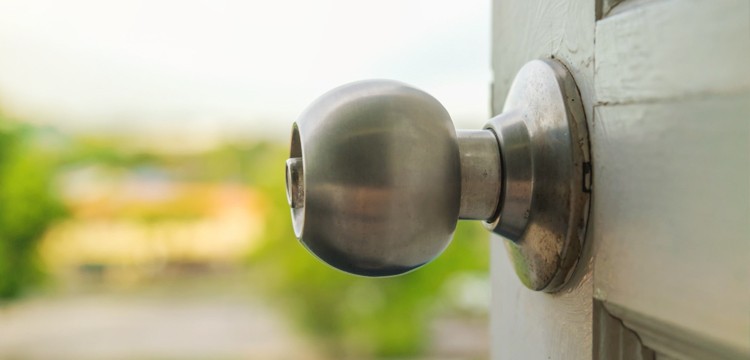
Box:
[490,0,596,358]
[594,300,655,359]
[595,0,750,104]
[606,301,749,359]
[591,92,750,358]
[492,0,749,358]
[491,243,595,359]
[491,0,596,123]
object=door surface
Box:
[490,0,750,359]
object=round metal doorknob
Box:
[286,59,591,292]
[287,80,465,277]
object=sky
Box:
[0,0,490,144]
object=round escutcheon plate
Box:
[484,59,591,292]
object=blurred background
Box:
[0,0,491,359]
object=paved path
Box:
[0,277,321,360]
[0,273,488,360]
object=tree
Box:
[0,120,64,299]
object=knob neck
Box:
[457,130,502,221]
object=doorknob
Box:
[285,59,591,292]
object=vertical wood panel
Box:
[592,93,750,358]
[490,0,595,358]
[592,1,750,357]
[595,0,750,104]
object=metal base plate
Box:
[484,59,591,292]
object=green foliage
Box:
[0,122,65,299]
[249,144,489,357]
[0,123,489,355]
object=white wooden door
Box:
[489,0,750,358]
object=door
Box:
[489,0,749,358]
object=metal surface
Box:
[285,157,304,209]
[456,130,502,220]
[288,80,461,277]
[484,59,590,292]
[285,59,590,291]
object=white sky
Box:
[0,0,490,143]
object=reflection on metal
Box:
[484,59,590,292]
[285,157,304,209]
[456,130,502,221]
[285,59,591,292]
[288,80,461,277]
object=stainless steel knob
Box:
[287,80,465,277]
[286,59,591,292]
